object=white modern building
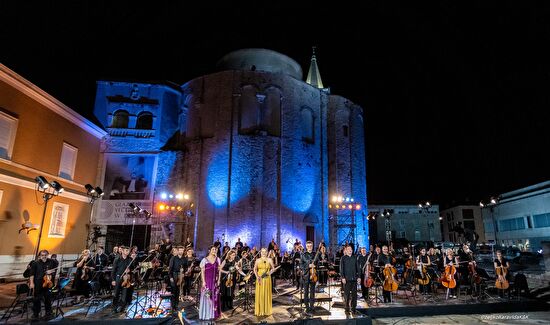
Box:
[481,180,550,252]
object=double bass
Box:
[468,261,482,284]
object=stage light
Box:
[50,181,64,194]
[35,176,50,190]
[329,204,332,208]
[85,184,95,193]
[490,198,497,204]
[177,206,183,211]
[336,205,340,209]
[479,202,484,208]
[355,204,361,210]
[159,204,166,210]
[332,196,337,203]
[176,193,183,200]
[345,197,350,202]
[183,194,190,200]
[95,187,104,196]
[161,193,168,199]
[190,203,194,208]
[350,198,354,202]
[169,194,174,199]
[439,216,443,220]
[348,204,353,209]
[418,203,423,208]
[171,206,176,210]
[426,201,431,207]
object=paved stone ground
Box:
[1,276,549,324]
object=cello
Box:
[363,252,374,288]
[440,263,456,289]
[383,265,399,292]
[495,266,509,290]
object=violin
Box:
[43,267,54,289]
[441,262,457,289]
[382,263,399,292]
[121,256,138,288]
[495,265,509,290]
[309,242,323,283]
[225,268,234,287]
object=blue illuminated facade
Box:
[93,49,368,253]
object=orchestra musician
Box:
[236,250,252,285]
[339,245,361,314]
[357,247,369,301]
[443,248,458,298]
[494,250,511,298]
[182,248,196,297]
[219,249,238,311]
[74,249,95,299]
[108,246,119,266]
[184,237,194,249]
[377,245,394,303]
[254,248,276,316]
[29,250,57,321]
[168,246,186,311]
[317,245,329,286]
[111,246,136,313]
[300,241,319,315]
[268,249,279,293]
[292,245,303,290]
[369,246,381,282]
[92,246,108,271]
[415,247,431,295]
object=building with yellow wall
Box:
[0,63,106,279]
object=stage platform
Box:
[1,278,548,324]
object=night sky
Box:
[2,1,549,208]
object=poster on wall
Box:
[48,202,69,238]
[103,155,155,201]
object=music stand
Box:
[231,279,253,315]
[54,277,71,318]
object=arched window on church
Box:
[111,110,129,128]
[342,125,349,137]
[239,85,260,134]
[136,111,153,129]
[262,87,281,136]
[300,107,314,143]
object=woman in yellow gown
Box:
[254,247,276,316]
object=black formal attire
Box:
[268,241,276,252]
[292,250,302,289]
[377,254,394,303]
[220,260,237,311]
[108,252,119,266]
[111,255,136,311]
[169,255,185,309]
[369,253,380,281]
[415,255,431,294]
[318,253,329,286]
[339,255,359,312]
[300,251,318,312]
[457,249,472,287]
[213,240,221,257]
[73,257,95,297]
[357,253,369,300]
[182,257,196,296]
[94,253,109,270]
[495,258,511,297]
[30,258,57,318]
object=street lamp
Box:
[33,176,64,258]
[85,184,104,248]
[480,196,500,247]
[418,202,434,243]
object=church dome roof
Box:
[216,48,303,80]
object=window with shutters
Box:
[59,142,78,180]
[0,111,18,160]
